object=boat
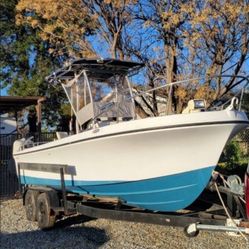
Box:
[13,58,249,212]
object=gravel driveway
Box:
[0,199,248,249]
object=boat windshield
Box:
[89,74,134,120]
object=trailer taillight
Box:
[245,173,249,219]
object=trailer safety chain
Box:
[214,181,248,242]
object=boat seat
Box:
[77,103,94,126]
[56,132,68,139]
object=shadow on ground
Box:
[1,215,109,249]
[54,214,96,228]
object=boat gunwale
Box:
[13,119,248,156]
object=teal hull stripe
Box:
[20,166,215,211]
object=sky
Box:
[0,86,9,96]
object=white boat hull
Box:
[13,110,248,211]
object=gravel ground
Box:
[0,199,248,249]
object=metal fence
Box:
[0,132,56,198]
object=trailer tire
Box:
[37,192,56,229]
[25,190,39,221]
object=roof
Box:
[46,58,144,82]
[0,96,45,114]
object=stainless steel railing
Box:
[135,74,249,114]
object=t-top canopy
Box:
[46,58,144,82]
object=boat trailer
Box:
[18,162,249,238]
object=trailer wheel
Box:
[25,190,39,221]
[184,224,199,237]
[37,193,56,229]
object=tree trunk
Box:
[111,33,118,59]
[164,43,178,114]
[149,78,158,116]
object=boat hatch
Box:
[46,58,144,133]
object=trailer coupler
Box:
[185,220,249,237]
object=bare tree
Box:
[83,0,136,59]
[129,0,249,112]
[188,0,249,103]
